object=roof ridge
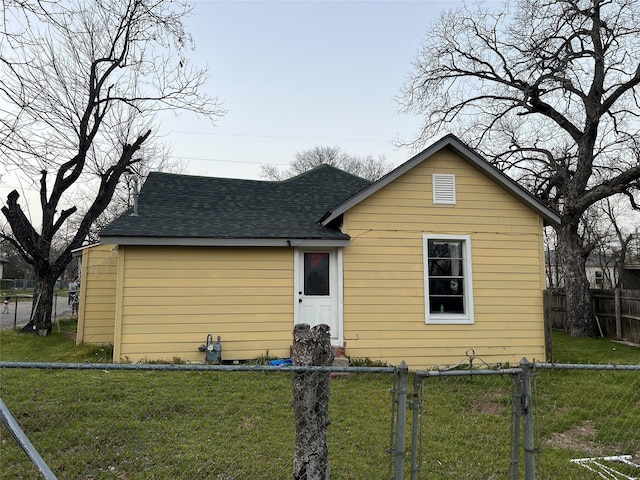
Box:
[280,164,347,183]
[148,170,275,184]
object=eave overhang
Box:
[99,236,351,248]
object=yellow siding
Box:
[116,246,294,363]
[80,147,548,368]
[76,244,118,345]
[341,148,547,367]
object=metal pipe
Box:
[414,368,523,379]
[534,362,639,371]
[520,358,535,480]
[0,398,57,479]
[409,373,422,480]
[510,374,522,480]
[394,361,409,480]
[0,361,396,374]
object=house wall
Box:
[622,268,640,289]
[114,246,294,362]
[76,244,118,345]
[341,148,547,367]
[546,263,616,289]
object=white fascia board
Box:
[72,243,101,253]
[100,236,351,248]
[71,242,101,257]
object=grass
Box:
[550,330,640,364]
[1,323,639,479]
[532,334,640,479]
[0,318,113,363]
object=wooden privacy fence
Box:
[546,289,640,344]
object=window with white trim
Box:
[423,234,474,324]
[594,270,604,288]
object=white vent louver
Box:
[433,174,456,204]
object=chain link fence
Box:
[0,293,73,331]
[409,358,640,480]
[534,363,640,480]
[2,359,639,479]
[1,363,398,479]
[409,361,527,479]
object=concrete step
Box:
[332,356,350,367]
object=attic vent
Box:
[433,174,456,204]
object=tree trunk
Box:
[556,224,597,337]
[22,275,56,335]
[292,323,334,480]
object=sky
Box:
[2,0,636,230]
[153,0,465,180]
[2,0,469,223]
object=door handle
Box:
[298,298,302,303]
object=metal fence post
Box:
[394,361,409,480]
[511,372,522,480]
[519,358,535,480]
[614,287,622,339]
[409,373,422,480]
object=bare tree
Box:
[0,0,224,333]
[544,228,561,288]
[398,0,640,337]
[69,147,186,245]
[261,146,393,181]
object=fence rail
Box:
[547,288,640,344]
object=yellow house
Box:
[77,135,560,367]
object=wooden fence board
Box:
[545,288,640,344]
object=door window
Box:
[304,252,330,296]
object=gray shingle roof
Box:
[100,165,371,244]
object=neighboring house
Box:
[0,254,7,280]
[77,135,560,367]
[621,253,640,289]
[545,250,617,289]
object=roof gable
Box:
[320,134,561,226]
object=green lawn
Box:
[0,318,113,363]
[1,322,638,479]
[550,329,640,364]
[2,318,638,364]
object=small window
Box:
[594,270,604,288]
[304,252,330,296]
[433,174,456,204]
[423,235,474,324]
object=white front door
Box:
[294,248,342,346]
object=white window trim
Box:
[423,234,474,325]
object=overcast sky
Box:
[155,0,466,180]
[2,0,470,220]
[2,1,638,232]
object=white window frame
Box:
[423,234,474,325]
[594,270,604,288]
